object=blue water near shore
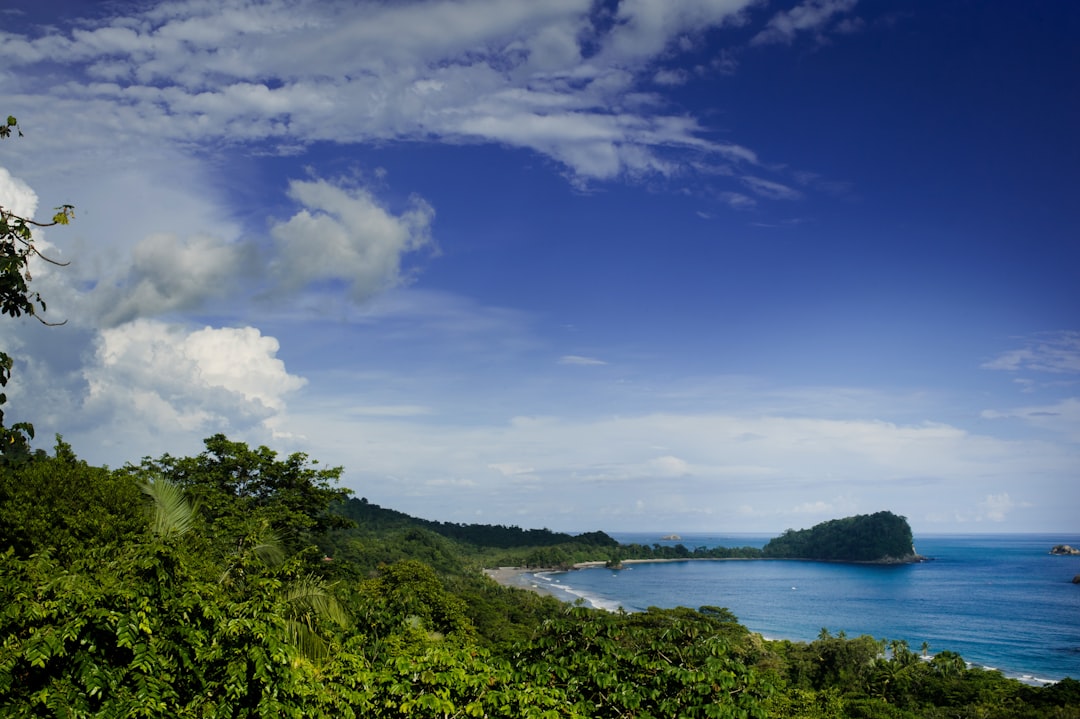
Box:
[530,533,1080,684]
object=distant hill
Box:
[336,496,618,550]
[761,511,919,563]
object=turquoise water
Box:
[532,533,1080,684]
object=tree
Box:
[0,436,145,562]
[0,115,73,460]
[129,434,353,553]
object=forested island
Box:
[761,511,923,563]
[620,511,921,567]
[2,436,1078,718]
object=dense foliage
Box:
[762,511,917,562]
[1,439,1076,717]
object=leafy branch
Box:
[0,114,73,461]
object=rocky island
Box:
[1050,544,1080,555]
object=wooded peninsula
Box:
[2,436,1076,718]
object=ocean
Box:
[526,533,1080,685]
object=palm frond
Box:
[252,535,285,568]
[281,574,350,663]
[284,574,350,628]
[284,619,332,663]
[140,477,196,538]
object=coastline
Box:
[481,537,1073,685]
[483,557,810,599]
[482,566,564,599]
[485,553,927,596]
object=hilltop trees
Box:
[129,434,354,554]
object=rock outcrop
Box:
[1050,544,1080,555]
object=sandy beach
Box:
[483,556,790,599]
[482,559,740,599]
[482,566,564,598]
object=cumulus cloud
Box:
[97,232,255,326]
[83,319,305,435]
[269,178,435,301]
[0,166,38,217]
[751,0,859,46]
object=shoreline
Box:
[482,557,768,598]
[486,550,924,595]
[483,559,1059,686]
[482,566,565,599]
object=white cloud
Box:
[559,354,607,366]
[269,178,435,302]
[0,0,787,187]
[719,191,757,209]
[276,399,1077,530]
[97,232,254,326]
[751,0,859,46]
[741,175,802,200]
[602,0,758,64]
[488,462,537,479]
[647,455,691,477]
[976,492,1015,522]
[0,166,38,217]
[738,497,859,520]
[652,68,689,86]
[83,319,305,435]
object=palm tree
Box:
[141,476,349,662]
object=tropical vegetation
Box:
[1,439,1078,717]
[762,511,918,562]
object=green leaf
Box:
[140,477,197,537]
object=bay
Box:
[532,533,1080,684]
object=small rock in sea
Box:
[1073,575,1080,585]
[1049,544,1080,555]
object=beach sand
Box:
[483,558,767,599]
[482,566,562,598]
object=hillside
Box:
[335,496,617,550]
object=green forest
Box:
[2,436,1078,718]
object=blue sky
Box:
[0,0,1076,534]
